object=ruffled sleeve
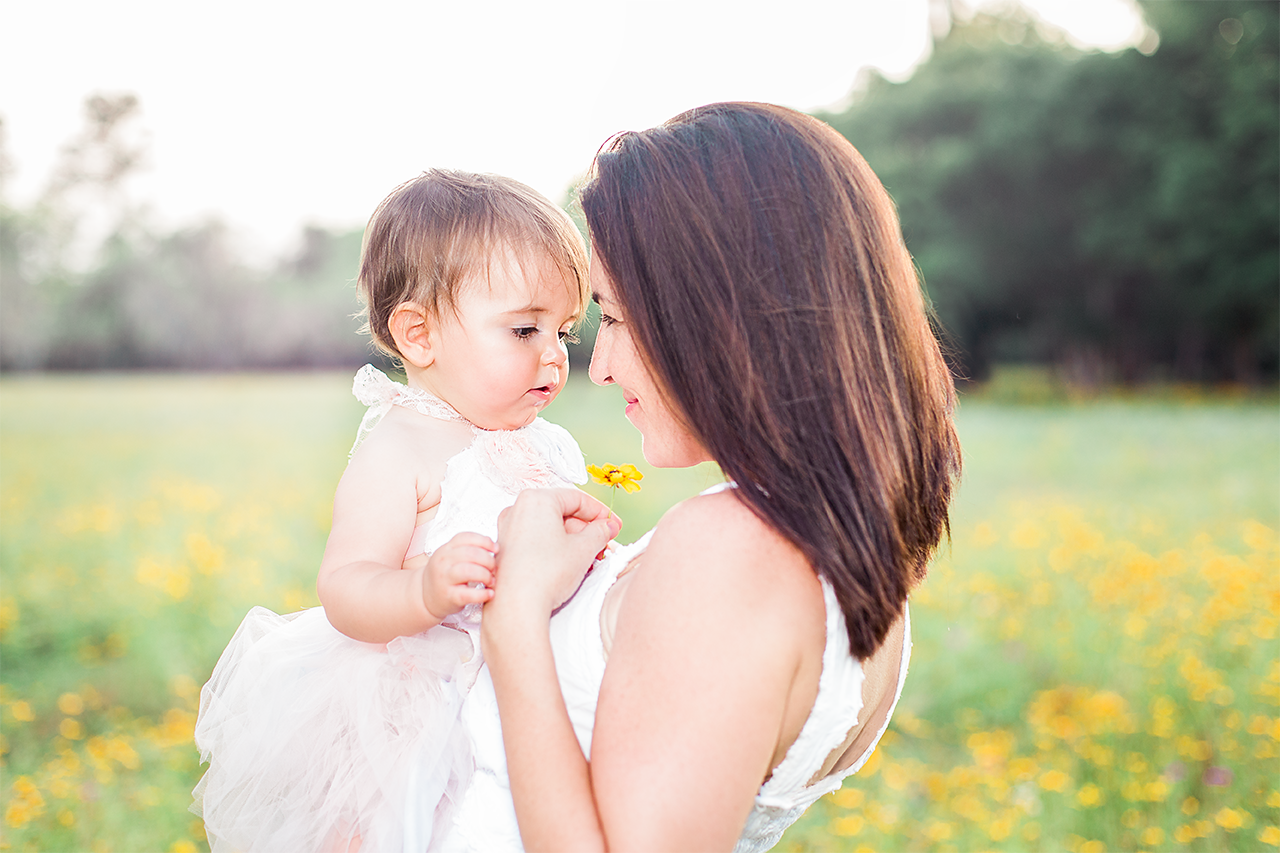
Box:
[470,418,587,494]
[523,419,588,485]
[348,365,401,458]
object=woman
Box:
[453,102,960,851]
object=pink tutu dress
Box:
[192,365,586,853]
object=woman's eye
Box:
[512,326,538,340]
[599,313,620,327]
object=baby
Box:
[193,169,590,852]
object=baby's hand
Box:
[422,532,497,621]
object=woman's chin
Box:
[638,438,711,469]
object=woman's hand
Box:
[490,488,621,618]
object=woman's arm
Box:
[484,489,621,849]
[484,490,823,852]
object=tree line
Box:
[820,0,1278,383]
[1,1,1276,382]
[0,96,378,372]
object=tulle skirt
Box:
[193,606,480,853]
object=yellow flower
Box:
[587,463,644,492]
[587,463,643,508]
[57,693,84,716]
[1038,769,1069,792]
[1076,783,1102,807]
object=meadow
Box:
[0,372,1276,852]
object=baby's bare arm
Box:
[316,412,471,642]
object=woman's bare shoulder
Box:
[641,488,824,624]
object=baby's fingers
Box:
[443,544,497,573]
[450,584,495,607]
[445,532,497,552]
[447,561,496,589]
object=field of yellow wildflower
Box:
[1,373,1276,852]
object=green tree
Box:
[819,1,1278,383]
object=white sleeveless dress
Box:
[192,366,587,853]
[438,483,911,853]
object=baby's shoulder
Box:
[351,406,474,472]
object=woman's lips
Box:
[623,393,638,417]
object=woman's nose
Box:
[588,333,612,386]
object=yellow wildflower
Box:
[829,815,864,836]
[57,693,85,716]
[587,463,644,509]
[5,777,45,827]
[1259,825,1280,846]
[1215,807,1245,831]
[1076,784,1102,807]
[1038,769,1069,792]
[830,786,864,809]
[10,700,33,722]
[587,463,644,493]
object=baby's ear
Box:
[389,302,435,368]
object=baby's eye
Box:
[512,326,538,340]
[558,329,581,345]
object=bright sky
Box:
[1,0,1146,255]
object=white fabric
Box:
[440,482,911,853]
[350,364,469,458]
[193,367,586,853]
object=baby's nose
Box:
[544,341,568,365]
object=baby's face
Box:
[424,245,580,430]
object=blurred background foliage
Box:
[820,0,1279,385]
[0,0,1276,383]
[0,96,374,372]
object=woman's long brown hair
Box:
[580,102,961,660]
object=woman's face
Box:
[588,257,710,469]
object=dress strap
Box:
[349,365,470,457]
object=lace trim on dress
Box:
[349,364,469,457]
[472,423,588,493]
[348,365,587,492]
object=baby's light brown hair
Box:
[357,169,590,357]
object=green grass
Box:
[1,373,1276,852]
